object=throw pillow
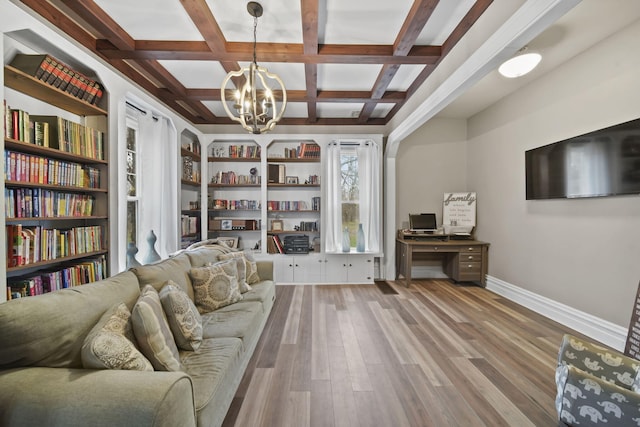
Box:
[159,281,203,351]
[81,302,153,371]
[218,251,251,293]
[131,285,183,371]
[243,250,261,284]
[189,259,241,313]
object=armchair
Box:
[556,334,640,426]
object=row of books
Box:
[311,196,321,211]
[181,215,198,237]
[212,144,261,159]
[209,199,260,210]
[210,171,261,185]
[5,188,95,219]
[267,234,285,254]
[9,54,104,105]
[5,150,101,189]
[6,224,104,267]
[6,255,107,300]
[297,221,319,232]
[266,200,312,211]
[4,107,105,160]
[281,142,321,159]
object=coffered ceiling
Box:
[13,0,493,127]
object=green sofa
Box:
[0,244,275,427]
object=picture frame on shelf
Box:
[286,176,299,184]
[221,219,233,230]
[219,237,239,249]
[271,220,284,231]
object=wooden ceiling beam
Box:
[301,0,319,122]
[184,89,404,103]
[360,0,437,123]
[59,0,135,51]
[97,41,441,64]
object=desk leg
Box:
[404,245,412,287]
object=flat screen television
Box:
[526,118,640,200]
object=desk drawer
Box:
[458,261,481,273]
[460,252,482,263]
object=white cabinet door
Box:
[323,254,374,284]
[274,254,323,284]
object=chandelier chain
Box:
[253,16,258,65]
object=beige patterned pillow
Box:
[189,259,242,313]
[159,281,203,351]
[243,251,261,284]
[131,285,183,371]
[81,302,153,371]
[218,252,251,293]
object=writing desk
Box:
[396,231,489,287]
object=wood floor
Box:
[222,279,572,426]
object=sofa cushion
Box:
[185,244,232,268]
[243,251,261,284]
[218,251,251,293]
[131,253,194,300]
[131,285,183,371]
[81,302,153,371]
[189,260,242,313]
[179,337,243,412]
[0,271,140,369]
[159,281,203,351]
[201,301,263,345]
[241,280,276,314]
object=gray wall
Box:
[398,18,640,328]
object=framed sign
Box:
[443,192,476,227]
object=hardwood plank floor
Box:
[223,279,575,426]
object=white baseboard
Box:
[485,275,627,351]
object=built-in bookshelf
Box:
[3,51,109,301]
[266,141,321,254]
[208,142,262,250]
[180,131,201,249]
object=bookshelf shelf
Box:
[181,179,201,188]
[267,183,321,188]
[268,230,320,235]
[4,138,108,164]
[209,156,260,162]
[180,147,201,162]
[5,216,108,223]
[5,181,107,193]
[6,250,108,273]
[4,66,107,116]
[266,157,320,163]
[267,210,319,214]
[208,183,261,188]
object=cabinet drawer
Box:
[460,252,482,262]
[458,261,481,273]
[458,271,482,281]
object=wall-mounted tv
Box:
[526,118,640,200]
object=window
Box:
[125,117,139,249]
[326,140,381,252]
[340,147,359,245]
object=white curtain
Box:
[357,142,380,252]
[138,113,178,260]
[324,140,381,253]
[324,142,342,252]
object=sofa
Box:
[0,243,276,427]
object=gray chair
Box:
[556,335,640,425]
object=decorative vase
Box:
[342,227,350,252]
[356,223,365,252]
[126,242,142,268]
[143,230,162,264]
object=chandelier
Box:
[221,2,287,134]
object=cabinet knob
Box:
[467,264,473,268]
[295,264,299,267]
[468,256,473,260]
[289,264,293,267]
[349,264,352,267]
[367,259,372,262]
[468,247,474,251]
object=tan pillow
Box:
[159,281,203,351]
[189,259,242,313]
[218,252,251,293]
[243,251,261,284]
[131,285,183,371]
[81,302,153,371]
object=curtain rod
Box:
[126,101,158,121]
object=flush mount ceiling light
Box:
[498,47,542,78]
[221,2,287,134]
